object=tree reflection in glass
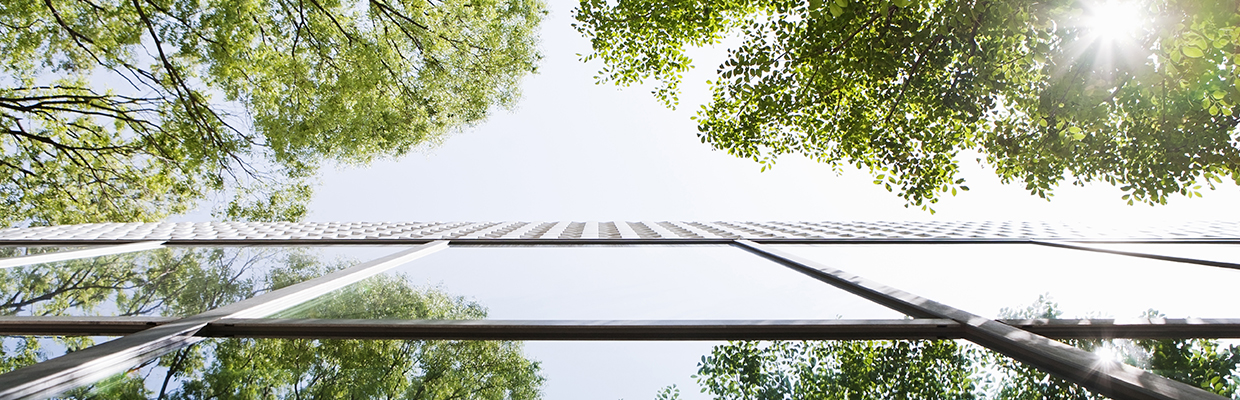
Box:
[0,247,545,399]
[674,297,1240,400]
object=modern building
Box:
[0,221,1237,399]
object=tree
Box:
[573,0,1240,211]
[0,0,544,226]
[668,297,1240,399]
[0,246,334,382]
[691,340,979,399]
[164,274,544,400]
[0,249,546,399]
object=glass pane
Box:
[0,246,98,259]
[277,245,904,320]
[1069,243,1240,266]
[68,338,725,400]
[0,246,404,317]
[0,336,117,374]
[44,337,1240,400]
[771,244,1240,319]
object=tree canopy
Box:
[574,0,1240,210]
[0,0,544,226]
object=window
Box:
[0,221,1236,400]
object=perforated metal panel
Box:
[0,220,1236,242]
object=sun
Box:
[1082,1,1145,42]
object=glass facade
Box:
[0,222,1236,400]
[279,246,903,320]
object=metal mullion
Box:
[999,318,1240,339]
[734,239,1226,400]
[0,241,448,400]
[18,237,1230,245]
[199,318,963,340]
[3,316,1238,340]
[0,241,165,269]
[1033,240,1240,270]
[0,316,176,336]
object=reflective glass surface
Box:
[1064,337,1239,398]
[0,246,404,317]
[65,338,722,400]
[277,245,905,320]
[0,335,116,374]
[0,246,95,259]
[772,244,1240,319]
[24,335,1239,400]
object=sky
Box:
[265,1,1240,398]
[299,0,1240,224]
[155,0,1240,398]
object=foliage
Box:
[0,0,544,226]
[0,246,304,318]
[1141,338,1240,396]
[669,297,1240,399]
[0,246,328,380]
[164,275,544,400]
[0,248,544,399]
[574,0,1240,211]
[692,340,978,399]
[989,298,1240,399]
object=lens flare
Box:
[1084,1,1144,42]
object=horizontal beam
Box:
[2,317,1237,340]
[2,238,1239,246]
[200,319,963,340]
[1002,318,1240,339]
[0,317,176,336]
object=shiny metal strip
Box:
[0,241,165,269]
[0,241,448,400]
[735,239,1227,400]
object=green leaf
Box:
[573,0,1238,211]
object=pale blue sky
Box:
[162,0,1240,398]
[303,0,1239,224]
[293,3,1240,398]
